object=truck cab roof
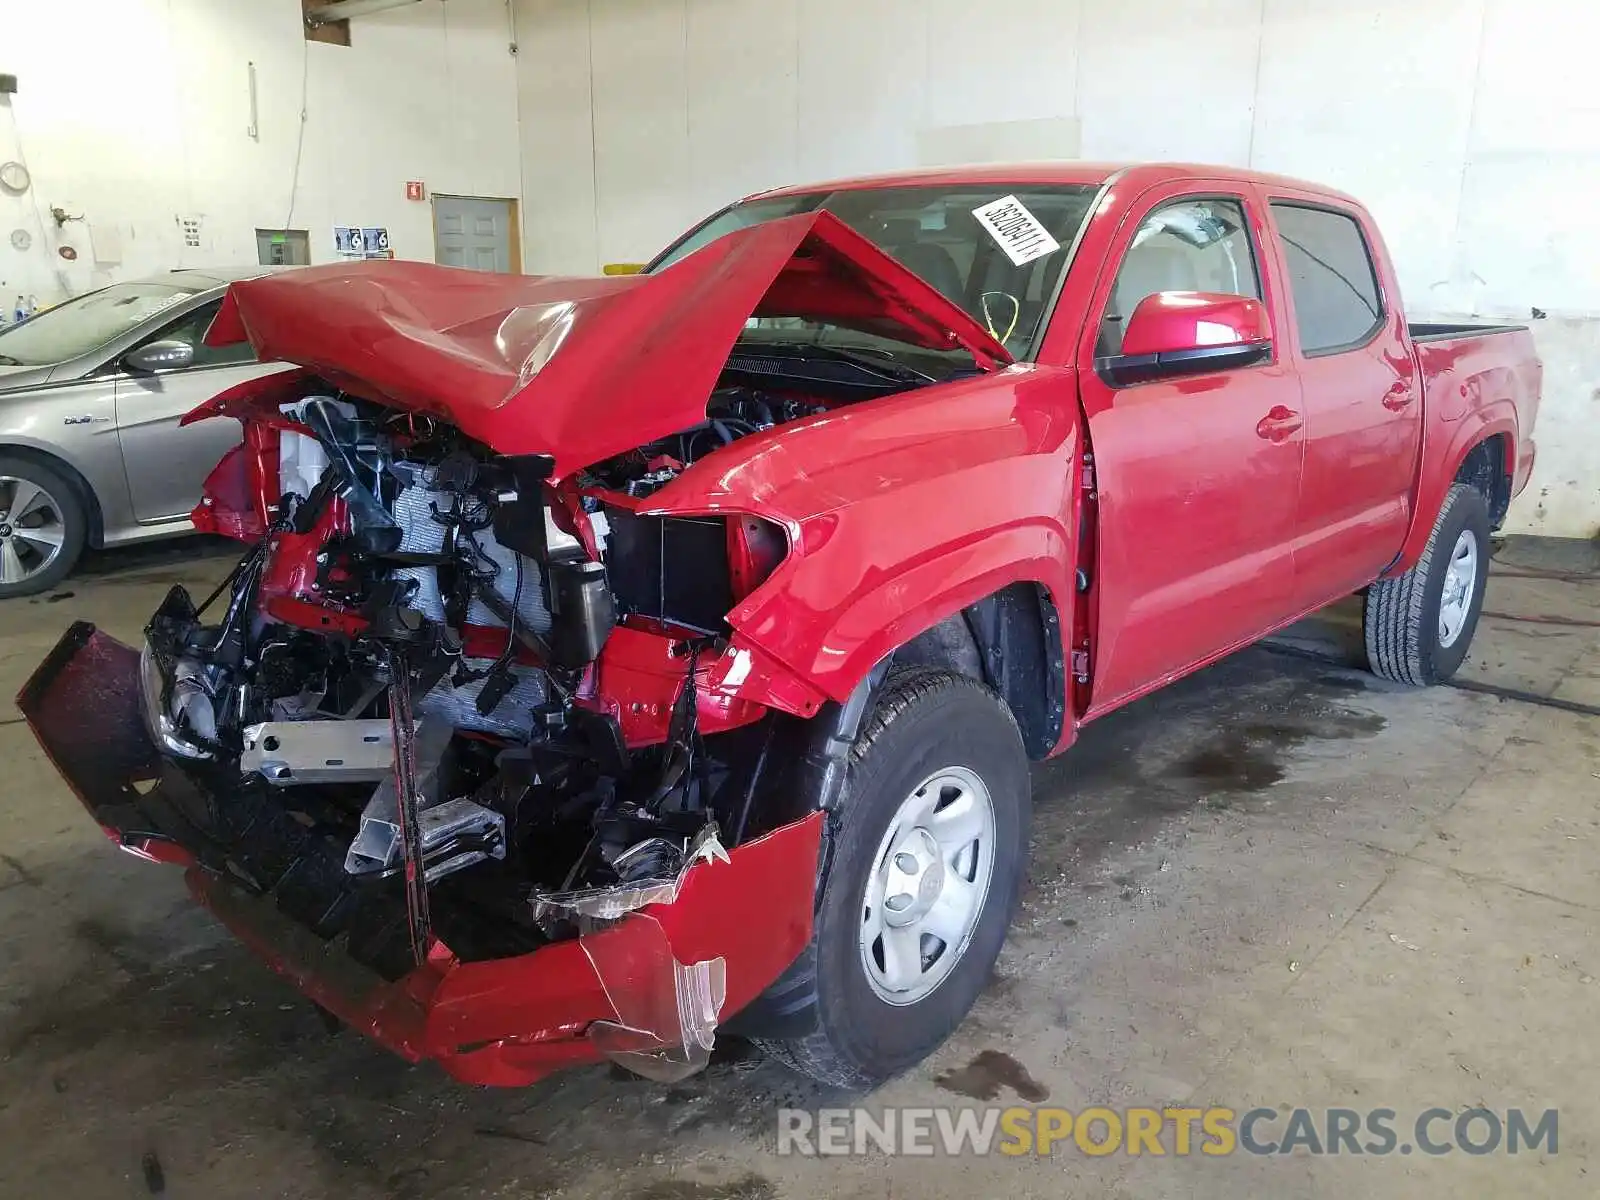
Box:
[753,162,1366,209]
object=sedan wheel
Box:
[0,476,69,587]
[0,457,88,598]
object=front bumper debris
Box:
[19,623,823,1086]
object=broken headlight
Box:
[138,640,218,761]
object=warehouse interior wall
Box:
[0,0,1591,536]
[513,0,1599,537]
[0,0,520,296]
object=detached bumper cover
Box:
[19,623,822,1086]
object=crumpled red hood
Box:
[200,210,1010,475]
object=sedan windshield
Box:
[649,183,1099,360]
[0,282,200,367]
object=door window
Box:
[1099,197,1260,357]
[1269,203,1383,355]
[141,301,257,369]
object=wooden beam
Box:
[302,0,350,46]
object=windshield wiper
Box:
[744,339,936,384]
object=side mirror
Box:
[1099,292,1272,386]
[124,339,195,374]
[601,262,645,276]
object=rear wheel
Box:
[0,455,86,599]
[1364,483,1490,686]
[760,669,1031,1088]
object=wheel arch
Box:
[0,441,105,548]
[1452,431,1513,528]
[733,516,1076,739]
[732,570,1068,846]
[889,582,1067,760]
[1386,415,1517,578]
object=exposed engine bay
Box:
[585,387,826,498]
[142,382,825,978]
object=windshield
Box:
[0,282,200,367]
[648,183,1099,359]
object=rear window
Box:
[1270,203,1383,354]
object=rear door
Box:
[1263,197,1421,603]
[1073,182,1304,714]
[113,300,283,523]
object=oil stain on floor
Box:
[934,1050,1050,1102]
[627,1177,777,1200]
[1173,712,1387,794]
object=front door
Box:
[1074,185,1305,715]
[114,301,283,523]
[433,195,518,273]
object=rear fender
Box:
[1387,407,1518,577]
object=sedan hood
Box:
[198,211,1010,474]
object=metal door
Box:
[432,195,517,272]
[1071,184,1305,717]
[113,301,283,523]
[1262,196,1423,605]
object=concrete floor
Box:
[0,535,1595,1199]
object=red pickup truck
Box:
[22,163,1539,1090]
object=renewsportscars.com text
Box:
[777,1106,1558,1158]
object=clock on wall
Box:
[0,161,30,194]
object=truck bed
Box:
[1409,321,1529,343]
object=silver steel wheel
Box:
[860,765,997,1006]
[1437,529,1479,649]
[0,475,68,587]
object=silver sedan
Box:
[0,268,291,596]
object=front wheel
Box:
[759,669,1032,1088]
[1364,483,1490,686]
[0,456,87,599]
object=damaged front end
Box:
[19,384,828,1085]
[24,613,821,1085]
[22,212,1010,1085]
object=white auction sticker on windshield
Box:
[971,195,1060,267]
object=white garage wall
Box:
[513,0,1600,537]
[0,0,520,299]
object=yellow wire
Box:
[980,291,1021,345]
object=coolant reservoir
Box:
[279,429,329,500]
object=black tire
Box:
[1364,483,1490,686]
[0,454,87,599]
[759,669,1031,1088]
